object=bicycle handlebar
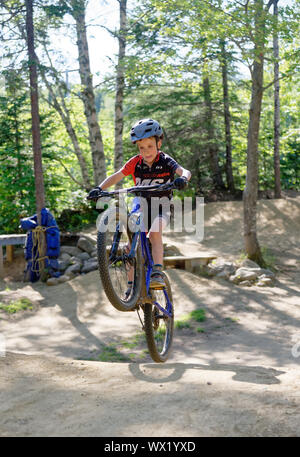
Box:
[87,181,175,200]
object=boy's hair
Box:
[137,134,164,145]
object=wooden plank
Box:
[0,235,27,246]
[163,254,217,271]
[6,245,14,263]
[0,246,3,277]
[163,255,216,261]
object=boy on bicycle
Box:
[88,118,191,289]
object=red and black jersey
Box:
[121,151,179,199]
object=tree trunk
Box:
[220,39,235,192]
[72,0,106,186]
[25,0,45,225]
[203,76,225,190]
[273,0,281,198]
[114,0,127,189]
[243,0,265,266]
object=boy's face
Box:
[137,136,162,166]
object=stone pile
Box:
[47,239,182,286]
[163,243,182,257]
[205,258,276,287]
[47,236,98,286]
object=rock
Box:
[81,259,98,274]
[234,267,259,281]
[91,249,97,258]
[70,256,83,264]
[207,259,236,277]
[258,269,275,279]
[257,275,275,287]
[77,252,90,261]
[216,269,232,280]
[77,237,95,254]
[57,260,70,271]
[57,275,70,283]
[59,252,72,263]
[240,259,260,269]
[163,244,182,256]
[65,271,76,280]
[65,263,82,275]
[229,274,241,284]
[239,280,253,287]
[60,245,82,256]
[47,277,59,286]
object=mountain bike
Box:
[89,182,175,363]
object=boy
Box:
[88,118,191,289]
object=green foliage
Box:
[0,298,33,314]
[190,309,206,322]
[0,0,299,238]
[0,71,37,233]
[175,308,206,329]
[97,344,130,362]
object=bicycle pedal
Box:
[149,285,165,290]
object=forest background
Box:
[0,0,299,263]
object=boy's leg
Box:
[148,217,166,265]
[148,216,168,289]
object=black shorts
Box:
[131,197,173,233]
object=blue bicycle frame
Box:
[127,202,173,319]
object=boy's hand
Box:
[173,177,188,190]
[87,186,103,200]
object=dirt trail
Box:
[0,196,300,437]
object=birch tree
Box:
[114,0,127,188]
[203,75,225,189]
[70,0,107,186]
[220,39,235,192]
[273,0,281,198]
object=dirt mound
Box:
[1,351,300,437]
[0,196,299,436]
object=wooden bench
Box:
[0,235,27,277]
[163,255,217,273]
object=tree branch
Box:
[263,71,293,91]
[266,0,276,11]
[52,156,85,188]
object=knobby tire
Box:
[97,207,142,312]
[144,272,174,363]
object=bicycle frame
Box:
[95,181,175,319]
[128,204,173,319]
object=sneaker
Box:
[149,271,166,289]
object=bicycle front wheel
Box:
[144,272,174,363]
[97,206,142,312]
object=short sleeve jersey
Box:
[121,151,179,199]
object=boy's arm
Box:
[175,166,192,181]
[98,170,125,190]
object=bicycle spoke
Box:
[97,207,142,311]
[143,273,174,363]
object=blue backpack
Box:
[21,208,61,282]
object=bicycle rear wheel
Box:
[144,272,174,363]
[97,206,142,312]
